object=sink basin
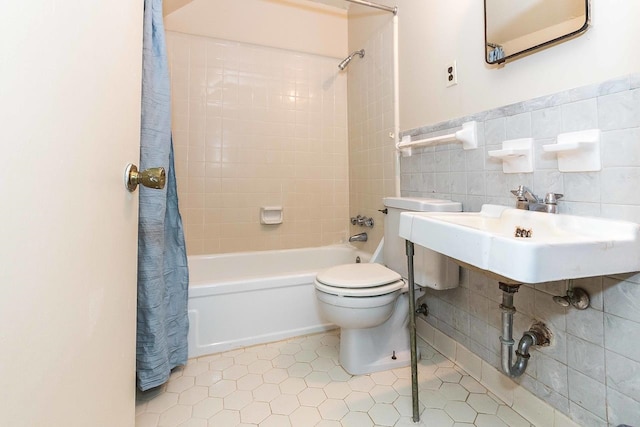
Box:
[399,204,640,284]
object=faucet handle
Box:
[544,193,563,204]
[512,185,539,201]
[511,185,526,199]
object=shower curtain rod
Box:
[345,0,397,15]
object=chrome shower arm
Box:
[338,49,365,70]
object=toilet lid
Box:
[315,263,405,297]
[317,263,402,288]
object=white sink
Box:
[399,204,640,284]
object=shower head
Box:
[338,49,365,70]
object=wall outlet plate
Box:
[446,61,457,87]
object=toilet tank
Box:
[383,197,462,290]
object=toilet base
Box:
[338,294,419,375]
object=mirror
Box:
[484,0,590,64]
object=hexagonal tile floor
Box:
[136,331,533,427]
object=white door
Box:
[0,1,143,426]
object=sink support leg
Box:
[405,240,420,422]
[499,282,552,378]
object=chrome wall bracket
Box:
[553,287,590,310]
[350,215,374,227]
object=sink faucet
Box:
[511,185,563,214]
[349,232,368,242]
[511,185,538,209]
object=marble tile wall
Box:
[400,73,640,427]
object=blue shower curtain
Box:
[136,0,189,391]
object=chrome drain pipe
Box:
[499,283,551,378]
[406,240,420,423]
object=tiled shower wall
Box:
[166,32,349,255]
[402,74,640,427]
[348,20,397,254]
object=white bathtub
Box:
[187,244,370,357]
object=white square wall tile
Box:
[433,328,456,361]
[496,406,530,427]
[553,409,582,427]
[512,386,554,427]
[455,344,482,380]
[480,362,516,406]
[416,316,435,344]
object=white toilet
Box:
[314,197,462,375]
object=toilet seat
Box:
[315,263,404,297]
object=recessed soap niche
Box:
[260,206,283,225]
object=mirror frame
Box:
[484,0,591,65]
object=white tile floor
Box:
[136,330,533,427]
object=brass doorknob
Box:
[124,163,166,192]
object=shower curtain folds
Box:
[136,0,189,391]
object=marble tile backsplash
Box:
[401,73,640,427]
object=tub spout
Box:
[349,232,368,242]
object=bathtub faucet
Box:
[349,232,368,243]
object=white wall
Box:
[500,15,586,57]
[0,0,142,425]
[164,0,348,58]
[487,0,585,43]
[360,0,640,130]
[164,0,193,16]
